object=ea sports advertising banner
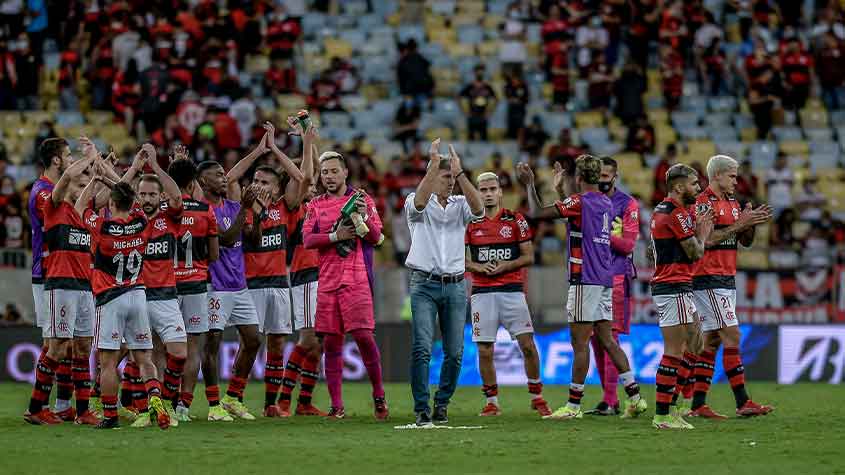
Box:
[429,324,779,386]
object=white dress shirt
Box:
[404,192,482,275]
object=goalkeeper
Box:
[302,151,388,421]
[584,157,641,416]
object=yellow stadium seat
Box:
[502,192,520,210]
[452,14,477,26]
[277,94,306,111]
[425,127,453,141]
[478,41,499,58]
[648,108,669,124]
[738,250,768,269]
[449,43,476,57]
[459,1,485,15]
[574,111,604,128]
[483,15,504,30]
[687,140,716,159]
[245,54,270,75]
[800,109,828,128]
[780,140,809,157]
[386,13,402,26]
[740,128,757,142]
[324,39,353,58]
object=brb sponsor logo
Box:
[779,326,845,384]
[478,247,511,262]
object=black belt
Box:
[412,269,464,284]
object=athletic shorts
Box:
[148,299,188,343]
[470,292,534,343]
[567,284,612,323]
[291,281,318,331]
[33,283,48,330]
[95,289,153,351]
[693,288,738,332]
[249,287,293,335]
[209,288,259,330]
[315,283,373,335]
[653,292,698,328]
[178,290,209,334]
[44,288,95,339]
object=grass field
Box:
[3,382,844,475]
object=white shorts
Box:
[148,299,188,343]
[653,292,698,328]
[566,284,612,323]
[209,288,259,330]
[291,281,318,331]
[178,291,209,334]
[249,288,293,335]
[95,289,153,351]
[44,288,95,338]
[693,288,738,332]
[470,292,534,343]
[33,283,48,330]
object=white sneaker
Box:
[175,405,193,422]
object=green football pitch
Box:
[2,382,843,475]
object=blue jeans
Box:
[409,271,466,414]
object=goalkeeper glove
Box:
[611,216,623,238]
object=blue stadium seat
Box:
[809,153,841,171]
[321,112,352,129]
[458,25,485,45]
[678,126,708,140]
[591,142,623,157]
[709,126,737,142]
[430,0,456,15]
[397,25,426,44]
[372,0,398,17]
[733,114,755,130]
[772,126,803,141]
[805,128,833,142]
[488,0,511,14]
[342,0,369,16]
[749,141,777,169]
[579,127,610,148]
[703,112,732,128]
[716,141,746,159]
[56,111,84,128]
[708,96,737,112]
[340,30,367,49]
[680,95,707,114]
[358,14,384,32]
[671,111,701,129]
[810,141,840,156]
[301,13,328,36]
[526,24,542,44]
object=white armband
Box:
[329,232,338,243]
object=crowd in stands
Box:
[1,0,845,270]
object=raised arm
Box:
[515,163,562,220]
[52,155,94,206]
[227,134,270,202]
[267,120,304,184]
[220,184,258,247]
[145,143,182,212]
[412,138,443,211]
[449,144,483,217]
[283,120,317,209]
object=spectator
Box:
[795,176,827,223]
[815,32,845,110]
[500,2,527,74]
[0,192,24,248]
[459,64,497,141]
[57,39,81,110]
[25,0,47,63]
[327,56,360,95]
[228,89,257,148]
[575,15,608,76]
[547,128,586,173]
[393,95,421,153]
[518,116,549,160]
[699,37,730,96]
[1,303,25,327]
[735,160,760,204]
[599,0,624,66]
[652,143,678,204]
[810,7,845,44]
[307,70,342,112]
[691,161,709,191]
[266,4,301,61]
[660,45,684,111]
[770,208,797,248]
[112,58,142,133]
[548,46,570,109]
[626,115,655,155]
[627,0,661,69]
[766,153,795,216]
[112,23,141,73]
[658,0,687,56]
[694,10,723,53]
[489,152,514,191]
[0,174,15,207]
[264,58,297,95]
[780,37,813,111]
[0,0,24,39]
[748,75,777,139]
[32,120,57,159]
[587,52,613,114]
[13,33,37,110]
[0,38,15,109]
[397,39,434,109]
[89,37,116,110]
[139,58,173,136]
[504,69,529,139]
[541,5,571,64]
[614,61,646,124]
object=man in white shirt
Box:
[765,153,794,216]
[405,138,483,426]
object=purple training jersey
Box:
[556,191,613,287]
[609,190,636,277]
[29,176,55,282]
[209,199,247,292]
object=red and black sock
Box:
[180,391,194,409]
[102,394,118,421]
[656,355,681,416]
[120,362,135,409]
[264,351,285,408]
[482,384,499,399]
[55,358,74,404]
[279,346,305,403]
[29,355,58,414]
[692,350,716,410]
[568,383,584,406]
[71,357,92,415]
[298,352,320,406]
[226,376,247,401]
[723,347,749,408]
[681,352,697,399]
[145,378,162,399]
[162,353,186,404]
[528,380,543,397]
[205,385,220,407]
[672,354,693,405]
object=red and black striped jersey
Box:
[174,195,218,295]
[84,206,149,305]
[142,203,182,300]
[244,200,291,289]
[693,187,740,290]
[43,200,92,291]
[650,197,696,295]
[287,205,319,286]
[465,209,532,293]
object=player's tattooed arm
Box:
[284,120,317,210]
[52,136,97,206]
[227,131,270,202]
[413,138,443,211]
[145,143,183,212]
[681,207,714,260]
[269,119,304,183]
[704,202,772,248]
[516,163,561,220]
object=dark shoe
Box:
[432,405,448,425]
[415,411,433,427]
[95,417,120,429]
[585,401,620,416]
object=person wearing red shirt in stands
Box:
[780,37,813,111]
[550,49,570,108]
[266,5,301,61]
[264,58,297,95]
[660,46,684,111]
[90,37,116,110]
[111,59,142,130]
[659,1,688,53]
[307,70,342,112]
[541,5,571,60]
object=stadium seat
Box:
[429,0,456,15]
[457,25,484,44]
[800,109,828,129]
[809,153,841,171]
[773,126,803,141]
[779,140,809,157]
[716,141,747,159]
[709,126,737,142]
[703,112,732,128]
[805,127,833,142]
[574,111,604,128]
[708,96,737,112]
[679,126,708,141]
[671,111,701,129]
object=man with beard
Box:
[649,164,713,429]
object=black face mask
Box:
[598,180,613,193]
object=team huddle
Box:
[22,114,773,430]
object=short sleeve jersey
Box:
[693,187,741,290]
[555,191,613,287]
[243,200,290,289]
[287,204,319,286]
[143,202,183,300]
[650,197,696,295]
[174,195,217,295]
[465,209,532,293]
[84,206,149,305]
[42,200,92,291]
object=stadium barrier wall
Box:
[3,323,843,384]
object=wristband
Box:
[455,170,466,179]
[329,232,338,243]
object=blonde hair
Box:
[706,154,738,180]
[476,171,499,185]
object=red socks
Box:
[226,376,247,400]
[55,358,74,404]
[205,385,220,407]
[723,347,750,408]
[29,355,58,414]
[162,353,186,403]
[298,352,320,406]
[692,350,716,410]
[71,356,92,414]
[265,351,286,408]
[102,394,118,420]
[655,355,681,415]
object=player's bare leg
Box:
[477,342,501,416]
[96,349,122,428]
[71,336,98,425]
[24,337,70,425]
[548,323,591,420]
[152,333,167,382]
[130,349,169,429]
[263,333,286,417]
[654,323,695,429]
[222,324,261,420]
[202,330,231,421]
[592,321,645,418]
[516,333,551,416]
[289,328,326,416]
[177,332,205,420]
